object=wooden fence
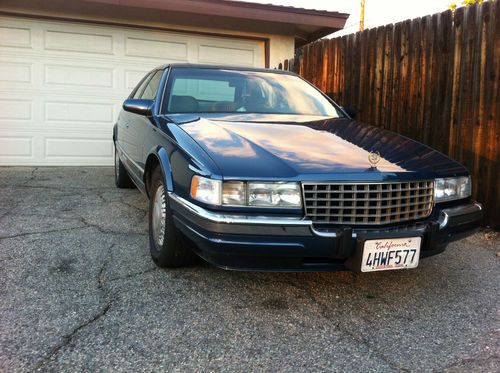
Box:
[279,1,499,228]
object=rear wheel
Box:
[114,147,134,188]
[148,166,197,268]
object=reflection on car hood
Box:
[178,116,467,180]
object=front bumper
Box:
[169,193,483,271]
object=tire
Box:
[148,166,198,268]
[114,147,135,188]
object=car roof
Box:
[154,63,297,75]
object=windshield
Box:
[162,68,342,117]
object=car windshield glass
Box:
[163,68,342,117]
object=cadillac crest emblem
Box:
[368,151,381,168]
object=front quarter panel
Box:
[142,116,222,201]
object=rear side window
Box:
[132,72,154,99]
[141,70,164,100]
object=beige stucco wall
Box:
[268,34,295,68]
[0,0,295,68]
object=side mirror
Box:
[123,99,154,116]
[341,107,357,119]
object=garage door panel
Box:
[0,129,113,165]
[0,25,32,49]
[0,61,32,83]
[44,101,116,124]
[44,29,114,55]
[0,15,265,165]
[45,138,113,158]
[44,64,115,88]
[0,137,33,157]
[198,44,255,66]
[1,56,164,94]
[196,36,264,67]
[0,99,33,120]
[125,36,188,60]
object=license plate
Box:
[361,237,421,272]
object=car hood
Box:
[178,116,467,181]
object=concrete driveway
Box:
[0,167,498,372]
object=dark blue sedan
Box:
[113,64,482,272]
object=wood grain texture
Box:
[280,1,499,228]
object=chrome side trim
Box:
[169,193,313,226]
[438,202,483,229]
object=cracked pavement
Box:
[0,167,499,372]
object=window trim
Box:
[158,67,170,115]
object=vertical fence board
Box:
[441,10,455,154]
[375,26,386,126]
[390,22,402,132]
[280,0,499,228]
[431,13,443,150]
[381,24,394,130]
[486,0,500,224]
[366,28,377,121]
[407,18,419,140]
[449,8,464,160]
[423,15,437,145]
[476,3,489,207]
[399,20,411,137]
[459,5,477,171]
[418,16,431,143]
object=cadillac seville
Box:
[113,64,482,272]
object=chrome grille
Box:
[303,181,434,225]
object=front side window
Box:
[162,68,341,117]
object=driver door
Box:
[118,71,153,175]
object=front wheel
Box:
[148,166,198,268]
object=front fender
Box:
[144,146,174,195]
[144,145,177,197]
[156,147,174,192]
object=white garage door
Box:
[0,16,265,165]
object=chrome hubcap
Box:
[152,184,167,247]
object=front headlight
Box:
[190,176,302,208]
[248,182,302,208]
[222,181,246,206]
[434,176,471,202]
